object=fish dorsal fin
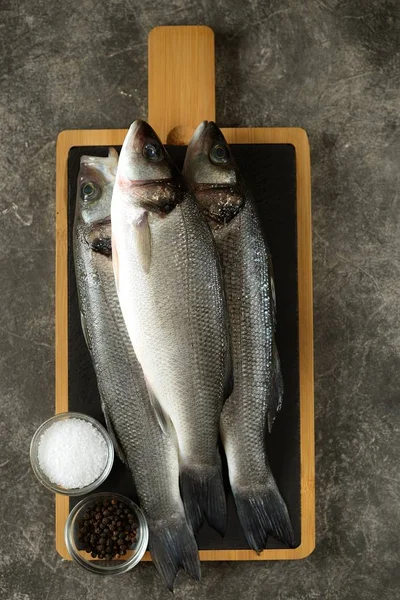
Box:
[144,377,172,436]
[133,212,152,274]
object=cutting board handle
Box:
[148,25,216,144]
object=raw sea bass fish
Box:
[73,150,200,590]
[183,122,295,551]
[111,121,231,536]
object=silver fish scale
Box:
[218,199,276,486]
[73,228,183,520]
[123,194,230,468]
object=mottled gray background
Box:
[0,0,399,599]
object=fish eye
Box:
[143,142,163,162]
[209,143,230,165]
[81,181,99,202]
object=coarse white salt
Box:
[37,418,108,489]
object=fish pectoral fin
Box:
[80,311,90,349]
[111,234,120,294]
[133,212,151,274]
[223,349,234,401]
[267,339,284,432]
[101,399,127,465]
[224,369,234,402]
[268,253,277,328]
[144,379,173,436]
[108,147,119,166]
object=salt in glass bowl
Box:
[65,492,149,574]
[30,412,114,496]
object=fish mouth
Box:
[118,176,176,187]
[125,119,164,152]
[184,121,237,188]
[203,121,230,152]
[184,121,229,174]
[186,121,208,154]
[80,148,118,172]
[187,121,225,151]
[192,182,233,191]
[190,120,208,144]
[127,119,142,138]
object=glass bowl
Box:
[65,492,149,574]
[30,412,114,496]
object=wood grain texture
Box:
[55,126,314,561]
[148,26,215,144]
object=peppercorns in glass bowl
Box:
[65,492,148,574]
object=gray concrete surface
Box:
[0,0,399,598]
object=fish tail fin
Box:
[180,462,227,536]
[149,515,201,591]
[267,339,284,432]
[233,481,295,552]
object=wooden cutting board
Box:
[55,25,314,562]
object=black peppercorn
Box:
[76,497,138,561]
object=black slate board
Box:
[67,144,300,550]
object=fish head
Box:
[76,148,118,225]
[113,120,183,217]
[183,121,245,228]
[75,148,118,256]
